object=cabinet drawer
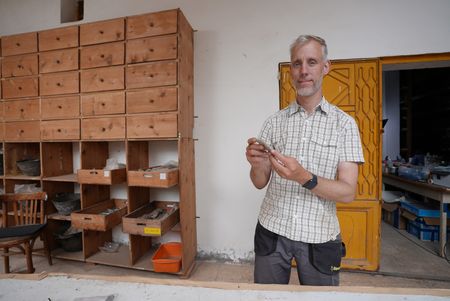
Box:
[39,26,79,51]
[81,116,125,140]
[4,121,40,141]
[128,167,178,188]
[71,199,127,231]
[41,119,80,140]
[0,123,4,140]
[1,32,37,56]
[2,77,38,99]
[77,168,126,185]
[127,113,178,139]
[4,98,40,121]
[0,102,4,121]
[80,42,124,69]
[126,35,177,64]
[81,91,125,116]
[1,54,38,77]
[39,48,79,73]
[126,87,177,114]
[80,18,125,46]
[80,66,124,93]
[126,61,177,89]
[122,201,179,236]
[40,71,79,96]
[127,10,178,39]
[41,95,80,119]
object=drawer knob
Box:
[20,129,24,133]
[101,102,106,106]
[58,105,62,109]
[99,30,104,34]
[56,37,60,41]
[18,86,22,90]
[20,108,24,112]
[149,74,154,78]
[149,48,154,52]
[102,127,106,132]
[57,129,61,132]
[16,42,21,47]
[149,22,154,27]
[17,64,23,69]
[56,60,61,64]
[149,125,154,129]
[100,78,104,82]
[57,82,62,87]
[100,54,105,58]
[149,99,154,103]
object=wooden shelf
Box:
[48,213,72,221]
[43,174,78,182]
[86,244,135,269]
[4,175,41,180]
[51,247,85,262]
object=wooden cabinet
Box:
[0,9,195,276]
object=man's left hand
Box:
[269,151,310,185]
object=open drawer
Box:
[122,201,179,236]
[127,167,178,188]
[71,199,128,231]
[77,168,126,185]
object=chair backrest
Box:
[0,192,48,227]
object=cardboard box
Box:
[382,202,406,229]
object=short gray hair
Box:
[290,35,328,61]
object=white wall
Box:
[1,0,450,261]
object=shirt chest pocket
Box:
[309,133,339,174]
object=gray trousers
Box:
[254,234,340,285]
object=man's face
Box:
[290,41,330,98]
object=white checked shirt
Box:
[257,98,365,243]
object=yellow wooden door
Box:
[279,60,381,271]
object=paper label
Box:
[103,170,111,177]
[144,227,161,235]
[160,173,167,180]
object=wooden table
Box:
[383,173,450,257]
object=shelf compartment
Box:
[122,201,179,236]
[71,199,128,231]
[77,168,126,185]
[127,167,178,188]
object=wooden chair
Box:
[0,192,52,273]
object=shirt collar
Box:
[287,97,331,116]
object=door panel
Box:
[279,60,381,271]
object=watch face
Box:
[303,174,318,190]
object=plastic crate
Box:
[400,198,441,218]
[406,219,439,241]
[152,242,182,273]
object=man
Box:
[245,35,364,286]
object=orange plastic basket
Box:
[152,242,182,273]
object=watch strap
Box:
[302,173,318,190]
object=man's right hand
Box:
[246,137,272,189]
[246,137,270,166]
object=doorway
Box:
[381,53,450,279]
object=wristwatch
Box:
[302,173,318,190]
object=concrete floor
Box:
[1,222,450,290]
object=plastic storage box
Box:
[152,242,182,273]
